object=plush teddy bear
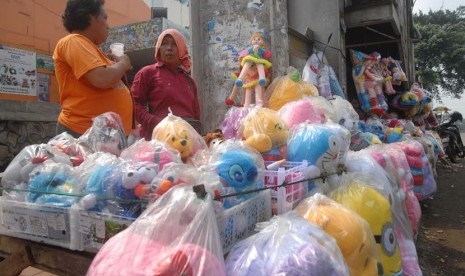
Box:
[241,107,289,162]
[152,113,207,163]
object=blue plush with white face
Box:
[287,124,340,175]
[216,150,258,190]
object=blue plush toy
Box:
[215,150,258,208]
[27,163,76,207]
[80,165,141,218]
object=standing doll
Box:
[226,32,272,107]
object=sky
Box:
[413,0,465,116]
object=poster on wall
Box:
[0,46,37,96]
[37,54,55,72]
[36,73,50,102]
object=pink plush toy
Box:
[278,98,326,130]
[226,32,272,107]
[88,234,225,276]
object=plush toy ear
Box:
[245,134,272,153]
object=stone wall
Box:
[0,100,60,172]
[0,121,56,172]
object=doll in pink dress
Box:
[226,32,272,107]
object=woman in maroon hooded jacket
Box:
[131,28,201,140]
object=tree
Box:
[414,7,465,99]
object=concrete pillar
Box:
[190,0,289,133]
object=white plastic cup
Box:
[110,43,124,57]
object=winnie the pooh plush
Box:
[241,107,289,161]
[152,113,207,162]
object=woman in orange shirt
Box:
[53,0,134,137]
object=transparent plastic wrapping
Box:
[79,112,128,157]
[210,141,265,209]
[1,143,73,201]
[295,193,382,276]
[225,212,349,276]
[48,132,93,167]
[393,140,437,201]
[329,177,403,275]
[26,162,77,207]
[152,113,207,163]
[265,66,318,111]
[220,106,252,140]
[240,107,289,161]
[278,97,327,130]
[87,186,225,276]
[76,153,143,218]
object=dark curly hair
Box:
[62,0,105,32]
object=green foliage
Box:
[414,7,465,99]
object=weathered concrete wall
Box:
[288,0,347,93]
[0,121,56,172]
[191,0,289,133]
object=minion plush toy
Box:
[331,183,403,276]
[295,194,383,276]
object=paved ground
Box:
[416,133,465,275]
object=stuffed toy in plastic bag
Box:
[212,141,264,209]
[225,212,349,276]
[77,153,142,218]
[48,132,93,167]
[278,97,327,130]
[330,179,403,275]
[295,193,382,276]
[220,106,252,140]
[265,66,318,111]
[26,162,77,207]
[87,186,226,276]
[152,113,207,163]
[1,143,73,201]
[240,107,289,162]
[79,112,128,157]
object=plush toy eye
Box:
[381,222,396,256]
[229,164,244,183]
[275,123,283,131]
[328,136,338,152]
[171,136,176,142]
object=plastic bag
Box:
[225,212,349,275]
[265,66,318,111]
[295,193,382,276]
[152,113,207,163]
[87,186,226,276]
[79,112,128,157]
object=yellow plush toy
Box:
[295,194,382,276]
[241,107,289,161]
[152,113,207,162]
[330,183,403,276]
[265,66,318,111]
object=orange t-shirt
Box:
[53,34,133,135]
